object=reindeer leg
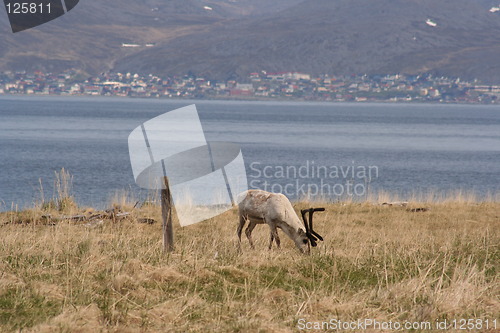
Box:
[245,220,257,249]
[274,229,281,249]
[268,223,280,250]
[237,214,247,250]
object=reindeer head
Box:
[300,208,325,253]
[293,228,311,254]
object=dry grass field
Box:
[0,187,499,332]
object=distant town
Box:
[1,69,499,104]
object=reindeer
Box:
[237,190,324,254]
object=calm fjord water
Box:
[0,95,499,210]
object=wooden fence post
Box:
[161,176,174,252]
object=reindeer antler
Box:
[300,208,325,247]
[308,208,324,242]
[300,209,317,247]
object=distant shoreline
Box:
[2,70,499,104]
[2,92,500,106]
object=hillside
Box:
[0,0,299,74]
[114,0,500,82]
[1,0,500,82]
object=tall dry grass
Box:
[0,169,498,332]
[0,192,498,332]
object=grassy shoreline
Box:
[0,193,498,332]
